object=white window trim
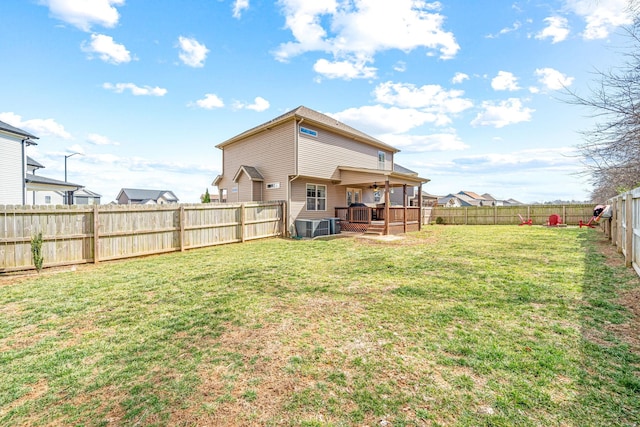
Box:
[378,151,386,170]
[306,183,327,211]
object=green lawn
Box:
[0,226,638,426]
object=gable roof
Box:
[438,195,473,207]
[118,188,179,202]
[27,156,45,169]
[25,174,82,190]
[0,120,39,140]
[233,165,264,182]
[74,188,102,198]
[216,106,398,153]
[458,190,484,200]
[393,163,417,175]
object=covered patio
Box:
[333,166,429,235]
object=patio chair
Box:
[518,213,532,226]
[579,216,598,228]
[547,214,562,226]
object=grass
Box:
[0,226,638,426]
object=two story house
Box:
[0,120,39,205]
[213,106,430,236]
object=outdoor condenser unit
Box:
[295,219,330,238]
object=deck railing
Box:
[335,206,420,224]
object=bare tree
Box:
[567,15,640,201]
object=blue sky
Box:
[0,0,634,203]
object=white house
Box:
[0,120,38,205]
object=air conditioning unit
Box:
[295,219,330,238]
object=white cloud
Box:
[330,105,439,134]
[491,71,520,91]
[471,98,534,128]
[40,0,124,31]
[81,33,132,64]
[192,94,225,109]
[313,58,377,80]
[275,0,459,79]
[373,81,472,125]
[87,133,120,146]
[245,97,270,112]
[381,132,469,152]
[565,0,632,39]
[177,36,209,68]
[103,82,168,96]
[535,16,570,43]
[0,112,72,139]
[233,0,250,18]
[393,61,407,72]
[452,72,469,84]
[233,97,270,112]
[487,21,522,38]
[535,67,574,90]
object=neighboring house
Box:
[438,194,474,207]
[0,120,38,205]
[72,188,102,205]
[212,106,430,235]
[412,191,440,207]
[116,188,179,205]
[25,156,86,205]
[438,191,524,207]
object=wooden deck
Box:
[335,206,420,235]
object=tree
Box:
[568,11,640,201]
[201,188,211,203]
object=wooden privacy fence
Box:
[0,201,284,273]
[422,204,594,226]
[607,187,640,278]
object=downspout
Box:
[20,139,29,205]
[287,118,304,236]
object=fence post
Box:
[562,205,566,224]
[494,206,497,225]
[625,192,633,267]
[241,203,246,243]
[610,198,617,245]
[179,205,185,252]
[93,204,100,264]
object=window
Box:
[306,184,326,211]
[346,188,361,206]
[378,151,386,169]
[44,196,51,204]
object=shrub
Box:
[31,232,44,273]
[436,217,445,225]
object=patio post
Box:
[418,183,423,231]
[384,180,390,235]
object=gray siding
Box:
[0,134,24,205]
[217,121,294,202]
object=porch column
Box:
[384,180,390,235]
[403,184,407,233]
[418,183,423,231]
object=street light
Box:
[64,152,82,205]
[64,152,82,182]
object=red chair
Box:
[547,214,562,226]
[579,217,597,228]
[518,214,532,226]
